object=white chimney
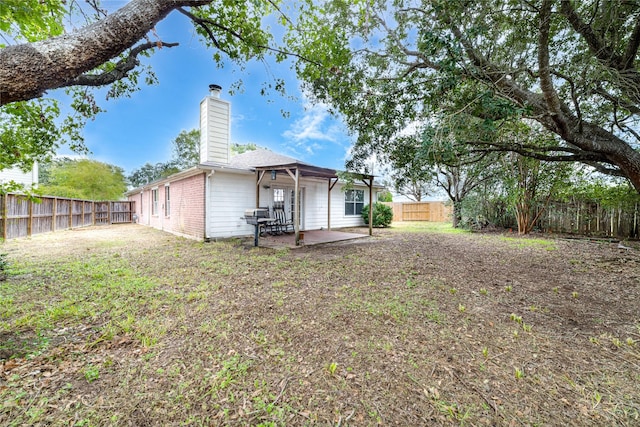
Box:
[200,84,231,164]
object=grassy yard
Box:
[0,223,639,426]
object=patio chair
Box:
[274,209,294,233]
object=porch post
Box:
[294,168,301,245]
[327,179,331,231]
[368,176,373,236]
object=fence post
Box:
[108,201,112,225]
[69,200,73,229]
[2,194,7,240]
[52,198,57,232]
[27,197,32,237]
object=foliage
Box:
[38,159,127,200]
[0,0,293,175]
[171,129,201,170]
[0,253,8,281]
[377,189,393,202]
[361,202,393,228]
[231,142,261,155]
[289,0,640,192]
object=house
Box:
[126,85,381,244]
[0,164,39,189]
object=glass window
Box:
[151,188,158,215]
[345,189,364,216]
[164,186,170,216]
[273,188,285,210]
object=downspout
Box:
[204,170,215,241]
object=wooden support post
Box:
[327,177,338,231]
[294,168,301,245]
[327,180,331,231]
[108,201,112,225]
[68,199,73,229]
[368,176,373,236]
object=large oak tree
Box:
[290,0,640,193]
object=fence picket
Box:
[0,194,135,239]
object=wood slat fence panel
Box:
[0,194,135,240]
[382,202,452,222]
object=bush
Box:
[361,202,393,228]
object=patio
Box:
[255,229,369,249]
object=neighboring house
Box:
[0,164,39,188]
[126,85,382,242]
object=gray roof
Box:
[227,148,308,169]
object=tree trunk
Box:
[0,0,213,104]
[452,199,462,228]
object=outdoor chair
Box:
[274,209,294,233]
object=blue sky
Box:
[63,3,354,176]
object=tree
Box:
[0,0,299,173]
[172,129,201,170]
[290,0,640,193]
[38,159,128,200]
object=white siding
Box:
[0,164,38,187]
[200,96,231,164]
[207,171,256,238]
[328,182,376,229]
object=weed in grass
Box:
[553,287,559,293]
[611,337,622,348]
[572,291,579,299]
[482,347,489,359]
[83,365,100,382]
[514,368,524,379]
[449,288,457,295]
[479,288,488,296]
[406,278,417,289]
[458,304,466,313]
[626,337,636,347]
[0,252,9,281]
[327,362,338,375]
[522,323,532,332]
[589,337,599,344]
[505,285,513,292]
[510,313,523,324]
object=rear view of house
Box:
[126,85,380,243]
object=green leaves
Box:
[39,159,128,200]
[0,0,66,45]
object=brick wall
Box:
[128,172,206,240]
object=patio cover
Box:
[234,149,374,245]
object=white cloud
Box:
[282,103,347,155]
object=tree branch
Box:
[0,0,214,105]
[176,6,322,67]
[62,41,178,88]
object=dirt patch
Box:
[1,224,639,426]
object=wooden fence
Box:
[0,193,135,240]
[383,201,452,222]
[539,201,639,238]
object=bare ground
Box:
[1,223,639,426]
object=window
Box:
[345,189,364,216]
[164,185,170,216]
[273,188,285,210]
[151,188,158,215]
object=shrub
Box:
[361,202,393,227]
